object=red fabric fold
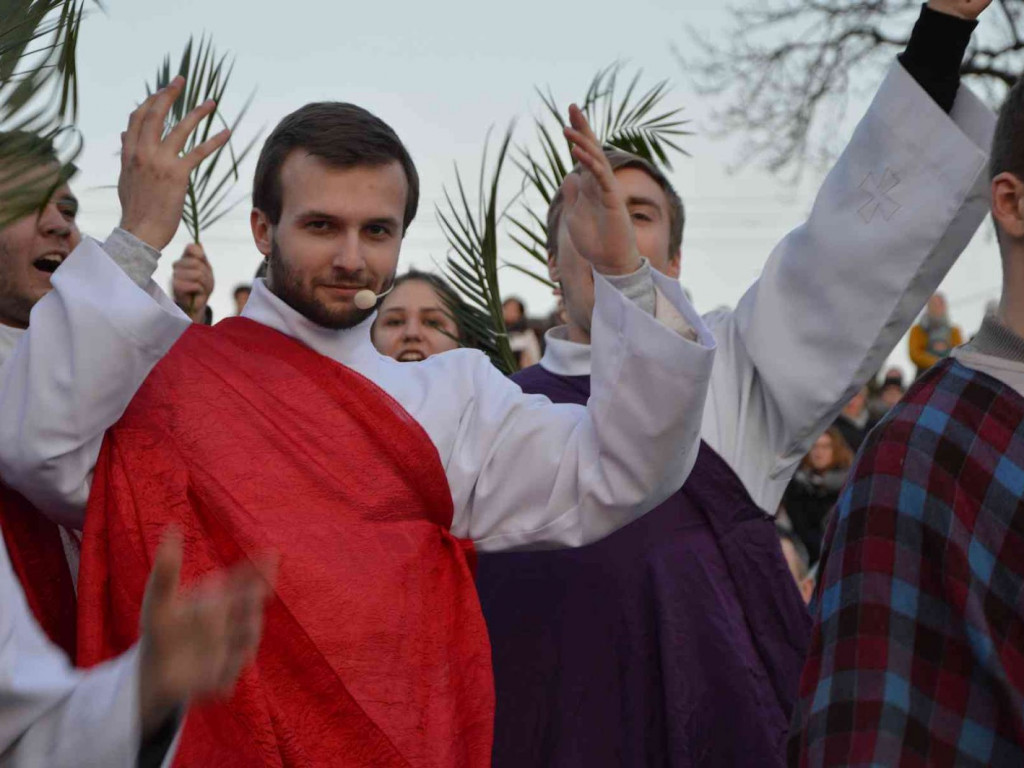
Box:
[77,318,494,767]
[0,485,76,655]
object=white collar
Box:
[0,323,24,367]
[540,326,593,377]
[240,278,381,368]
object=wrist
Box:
[593,250,643,277]
[118,220,165,253]
[138,644,181,739]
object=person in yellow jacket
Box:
[909,292,963,377]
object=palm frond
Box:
[147,36,260,244]
[509,62,692,284]
[437,125,518,374]
[0,1,96,230]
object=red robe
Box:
[0,486,77,655]
[77,318,494,767]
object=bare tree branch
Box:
[686,0,1024,181]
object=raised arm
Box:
[447,106,715,551]
[0,77,229,527]
[702,1,996,512]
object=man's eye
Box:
[366,224,391,238]
[425,319,445,329]
[631,212,652,223]
[306,221,331,231]
[384,318,403,327]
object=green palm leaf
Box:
[0,1,96,229]
[438,125,518,374]
[146,35,260,245]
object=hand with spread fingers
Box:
[137,529,274,738]
[118,76,231,252]
[927,0,992,19]
[172,243,215,323]
[560,105,643,277]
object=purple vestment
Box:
[475,364,811,767]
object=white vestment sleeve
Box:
[0,236,190,528]
[450,268,716,551]
[0,537,178,767]
[701,60,995,514]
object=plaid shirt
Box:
[789,359,1024,767]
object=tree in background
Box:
[685,0,1024,181]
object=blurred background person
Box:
[782,427,854,564]
[834,385,871,452]
[909,292,963,377]
[777,525,815,605]
[233,284,251,315]
[372,270,468,362]
[502,296,540,369]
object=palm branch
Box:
[147,36,259,245]
[508,62,692,272]
[0,0,95,229]
[437,125,518,374]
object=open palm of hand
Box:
[560,104,641,276]
[927,0,992,20]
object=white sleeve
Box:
[449,268,716,552]
[700,60,995,514]
[0,234,191,528]
[0,537,178,768]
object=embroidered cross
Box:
[859,168,901,223]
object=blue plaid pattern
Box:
[789,359,1024,766]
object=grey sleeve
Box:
[101,228,161,290]
[601,259,656,316]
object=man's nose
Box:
[331,230,366,273]
[37,203,71,239]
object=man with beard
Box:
[474,1,996,765]
[11,96,716,765]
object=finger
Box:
[174,281,206,296]
[561,173,581,208]
[166,99,217,156]
[123,90,162,159]
[183,243,206,260]
[184,129,231,172]
[140,76,185,146]
[570,145,615,195]
[145,527,184,613]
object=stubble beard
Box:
[0,239,41,329]
[265,238,374,331]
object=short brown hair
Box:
[546,149,685,259]
[252,102,419,231]
[801,427,855,473]
[992,78,1024,183]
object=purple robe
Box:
[475,364,811,767]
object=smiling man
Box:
[27,98,720,768]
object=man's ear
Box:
[665,250,682,280]
[251,208,273,258]
[992,173,1024,240]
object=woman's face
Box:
[372,279,461,362]
[808,434,835,472]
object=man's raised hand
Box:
[137,529,274,738]
[118,76,231,252]
[927,0,992,19]
[560,105,642,277]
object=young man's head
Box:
[250,103,419,330]
[925,292,948,321]
[991,78,1024,305]
[547,149,684,342]
[0,131,80,329]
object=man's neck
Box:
[565,319,592,346]
[998,253,1024,341]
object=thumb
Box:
[145,527,183,616]
[562,173,581,208]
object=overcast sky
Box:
[65,0,1005,379]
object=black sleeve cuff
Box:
[898,4,977,113]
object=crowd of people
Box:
[2,0,1024,766]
